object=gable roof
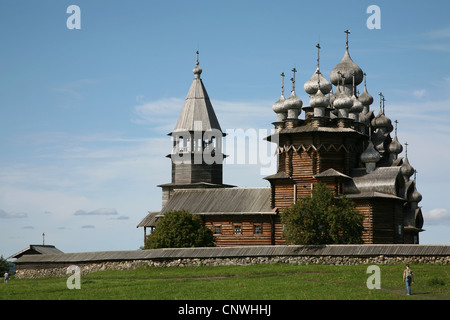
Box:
[314,168,352,179]
[7,245,63,260]
[161,187,273,215]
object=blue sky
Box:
[1,0,450,257]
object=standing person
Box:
[4,271,9,284]
[403,264,414,295]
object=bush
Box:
[281,182,363,245]
[144,210,216,249]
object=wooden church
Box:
[138,33,424,246]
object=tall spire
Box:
[174,52,221,133]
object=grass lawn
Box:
[0,263,448,300]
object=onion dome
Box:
[371,95,392,130]
[401,145,415,180]
[304,70,332,95]
[193,51,202,78]
[361,140,381,164]
[284,90,303,112]
[349,74,363,114]
[333,85,353,110]
[401,162,415,180]
[389,135,403,154]
[389,120,403,154]
[410,187,423,203]
[303,43,332,95]
[272,72,289,121]
[359,74,374,106]
[372,94,393,134]
[330,49,363,86]
[359,86,373,106]
[272,95,287,122]
[310,86,330,109]
[284,68,303,118]
[305,44,332,95]
[330,31,363,86]
[350,94,363,113]
[371,111,391,129]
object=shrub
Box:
[144,210,216,249]
[281,182,363,245]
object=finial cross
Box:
[379,92,384,112]
[344,29,351,49]
[316,43,321,69]
[291,67,297,92]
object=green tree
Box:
[0,255,13,277]
[281,182,363,245]
[144,210,216,249]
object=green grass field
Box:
[1,263,448,300]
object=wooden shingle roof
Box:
[160,187,273,215]
[8,245,63,260]
[172,65,222,133]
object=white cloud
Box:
[81,225,96,229]
[424,208,450,225]
[73,208,119,216]
[0,209,27,219]
[425,27,450,39]
[412,89,426,98]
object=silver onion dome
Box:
[310,88,330,108]
[361,140,381,164]
[409,187,423,203]
[333,85,353,110]
[272,72,289,121]
[304,69,332,95]
[401,157,415,180]
[389,135,403,155]
[359,83,374,106]
[330,30,363,86]
[330,49,363,86]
